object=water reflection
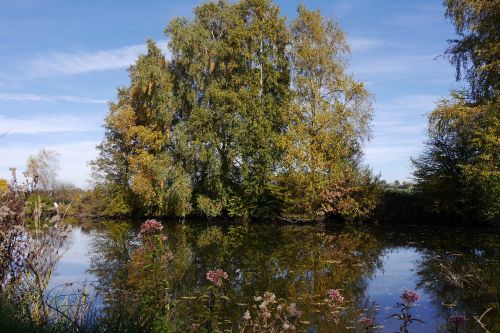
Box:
[46,222,499,332]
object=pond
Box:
[47,221,499,332]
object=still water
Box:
[48,221,499,332]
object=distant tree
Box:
[444,0,500,102]
[0,179,7,194]
[23,149,60,191]
[412,93,499,223]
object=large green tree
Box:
[166,0,290,217]
[93,0,375,221]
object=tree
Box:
[274,5,373,220]
[23,149,60,191]
[92,40,191,217]
[444,0,500,102]
[412,93,499,223]
[94,0,376,221]
[166,0,290,217]
[412,2,499,224]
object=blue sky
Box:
[0,0,460,187]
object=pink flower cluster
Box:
[206,269,228,287]
[448,314,466,326]
[327,289,344,304]
[400,290,420,306]
[138,219,164,238]
[360,317,374,327]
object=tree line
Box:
[89,0,498,224]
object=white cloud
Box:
[349,36,382,52]
[26,41,170,77]
[0,114,101,134]
[375,94,440,113]
[364,144,421,163]
[0,93,106,104]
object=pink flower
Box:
[360,317,374,327]
[138,219,163,237]
[206,269,228,287]
[448,314,466,326]
[327,289,344,304]
[401,290,420,306]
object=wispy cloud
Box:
[352,54,444,76]
[375,94,440,114]
[349,36,383,52]
[25,41,170,77]
[364,144,421,163]
[0,93,106,104]
[0,140,99,187]
[0,114,101,134]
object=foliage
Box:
[196,195,223,218]
[0,179,7,194]
[412,93,499,224]
[444,0,500,102]
[91,40,191,217]
[92,0,376,221]
[274,5,372,220]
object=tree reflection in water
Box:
[88,222,385,331]
[9,221,494,332]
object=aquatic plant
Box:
[448,314,467,333]
[200,269,229,333]
[387,289,425,333]
[206,269,228,287]
[138,218,163,237]
[326,289,344,323]
[239,292,302,332]
[400,289,419,306]
[359,317,376,332]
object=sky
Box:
[0,0,460,188]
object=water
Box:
[47,221,500,332]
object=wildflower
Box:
[263,291,277,303]
[206,269,228,287]
[400,290,420,306]
[360,317,374,327]
[327,289,344,304]
[283,322,290,330]
[254,296,262,302]
[165,250,174,260]
[190,323,200,331]
[448,314,466,326]
[288,303,302,318]
[138,219,163,237]
[243,310,251,321]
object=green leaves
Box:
[93,0,375,221]
[412,93,499,224]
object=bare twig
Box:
[473,307,493,333]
